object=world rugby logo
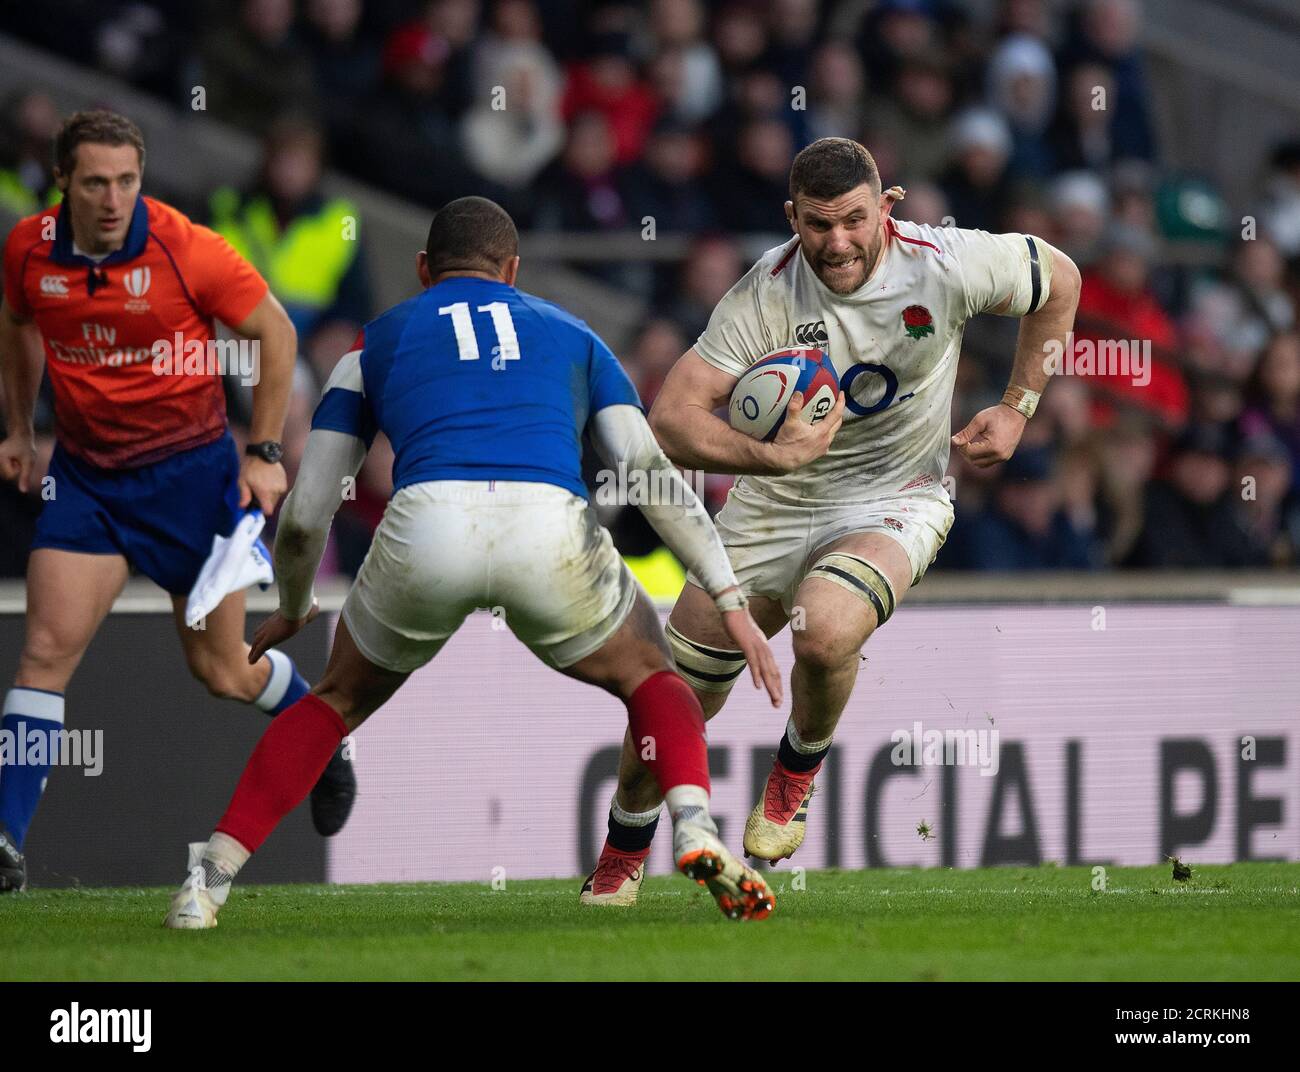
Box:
[123,267,151,298]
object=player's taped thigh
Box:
[804,552,898,627]
[665,621,746,694]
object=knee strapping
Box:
[665,622,745,694]
[806,553,897,626]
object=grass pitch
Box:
[2,863,1298,981]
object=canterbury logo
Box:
[123,266,151,297]
[40,275,69,295]
[793,320,828,345]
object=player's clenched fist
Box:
[770,390,846,473]
[0,432,36,493]
[950,403,1028,468]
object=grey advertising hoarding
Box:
[0,614,328,888]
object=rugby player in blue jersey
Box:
[165,197,794,928]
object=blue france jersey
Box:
[309,277,642,499]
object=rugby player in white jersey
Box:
[581,137,1080,904]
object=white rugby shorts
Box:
[342,480,638,673]
[687,477,955,614]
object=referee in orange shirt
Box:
[0,111,355,892]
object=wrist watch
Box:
[245,440,284,464]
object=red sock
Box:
[215,693,347,853]
[625,670,710,795]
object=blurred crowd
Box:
[4,0,1300,580]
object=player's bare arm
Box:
[648,347,845,475]
[231,291,298,514]
[0,298,43,492]
[951,243,1082,469]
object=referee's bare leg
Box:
[172,583,358,839]
[15,549,128,694]
[2,550,127,882]
[171,589,275,702]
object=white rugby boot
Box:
[164,868,220,930]
[163,842,225,930]
[673,814,775,921]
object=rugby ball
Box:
[728,348,839,442]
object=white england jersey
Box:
[695,218,1053,505]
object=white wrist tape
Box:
[713,587,748,613]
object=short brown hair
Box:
[53,110,146,178]
[425,196,518,276]
[789,137,880,206]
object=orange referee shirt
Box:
[3,195,269,468]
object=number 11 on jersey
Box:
[438,301,521,368]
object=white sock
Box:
[199,832,251,907]
[665,784,710,826]
[253,649,293,712]
[611,797,661,827]
[786,716,833,755]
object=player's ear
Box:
[879,184,904,222]
[416,251,432,289]
[501,255,520,286]
[785,200,796,233]
[52,168,68,192]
